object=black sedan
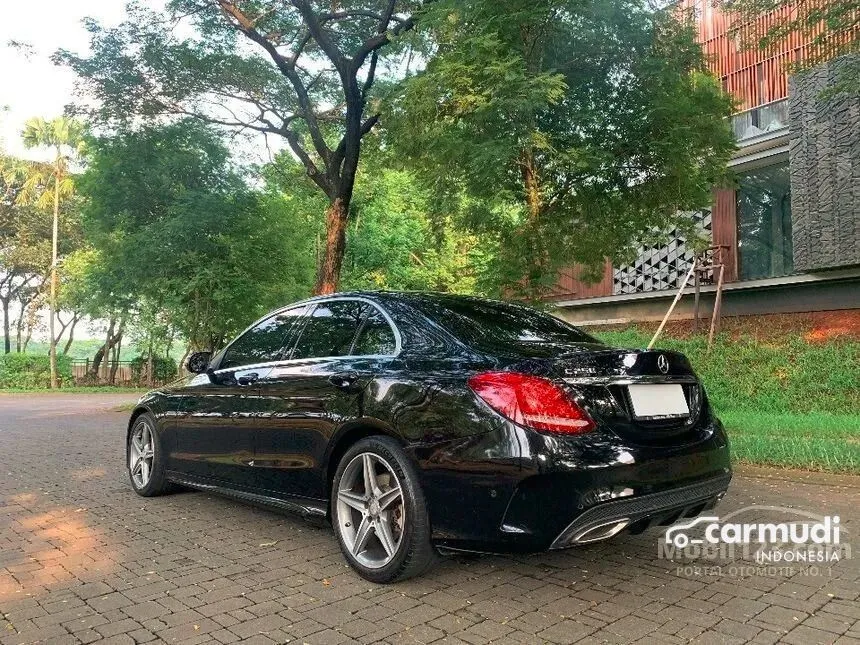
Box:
[127,292,731,582]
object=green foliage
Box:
[595,328,859,415]
[344,169,490,293]
[0,353,73,389]
[58,0,427,291]
[81,121,317,350]
[129,355,179,384]
[388,0,736,296]
[0,338,142,362]
[263,151,496,295]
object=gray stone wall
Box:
[789,54,860,272]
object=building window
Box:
[737,161,793,280]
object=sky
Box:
[0,1,276,342]
[0,1,131,160]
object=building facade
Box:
[549,2,860,326]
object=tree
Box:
[723,0,859,92]
[59,0,426,294]
[388,0,736,295]
[80,121,317,356]
[17,117,86,387]
[0,154,51,354]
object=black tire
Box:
[331,436,436,583]
[127,413,171,497]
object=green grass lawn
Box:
[594,328,859,474]
[0,387,147,395]
[719,410,859,474]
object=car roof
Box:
[300,290,522,309]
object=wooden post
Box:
[648,262,696,350]
[708,248,726,353]
[693,254,701,333]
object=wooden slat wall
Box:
[681,0,843,110]
[543,261,614,302]
[711,188,739,283]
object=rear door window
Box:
[291,300,367,360]
[352,305,398,356]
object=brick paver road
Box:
[1,394,858,645]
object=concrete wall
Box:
[789,54,860,272]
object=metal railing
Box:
[69,359,180,387]
[731,99,789,143]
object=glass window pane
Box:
[221,307,305,369]
[737,161,793,280]
[411,297,600,352]
[352,306,397,356]
[292,301,366,360]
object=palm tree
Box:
[18,117,85,388]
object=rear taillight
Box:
[467,371,595,434]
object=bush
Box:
[0,353,74,389]
[129,355,178,385]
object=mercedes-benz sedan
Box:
[126,292,731,582]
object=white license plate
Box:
[627,384,689,418]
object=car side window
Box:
[352,305,397,356]
[291,301,367,360]
[220,307,305,369]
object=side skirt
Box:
[165,470,329,525]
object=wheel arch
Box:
[324,419,404,505]
[126,406,155,447]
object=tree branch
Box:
[290,0,346,70]
[353,10,416,70]
[217,1,333,171]
[331,114,379,175]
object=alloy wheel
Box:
[336,452,405,569]
[129,420,155,489]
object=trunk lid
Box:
[549,348,706,443]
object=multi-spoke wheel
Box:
[129,421,155,488]
[331,436,436,583]
[127,414,169,496]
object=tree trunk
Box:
[15,304,25,353]
[180,345,191,374]
[62,315,80,355]
[1,297,10,355]
[520,149,542,221]
[89,318,116,378]
[102,322,111,382]
[147,339,154,388]
[109,336,121,385]
[314,198,349,295]
[110,320,125,385]
[49,166,60,389]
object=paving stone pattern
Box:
[1,394,858,644]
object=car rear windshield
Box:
[413,298,600,351]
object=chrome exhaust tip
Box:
[552,518,631,548]
[573,518,631,544]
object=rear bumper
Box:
[548,473,730,549]
[422,416,732,553]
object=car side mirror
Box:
[186,351,213,374]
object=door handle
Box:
[237,372,259,386]
[328,372,359,390]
